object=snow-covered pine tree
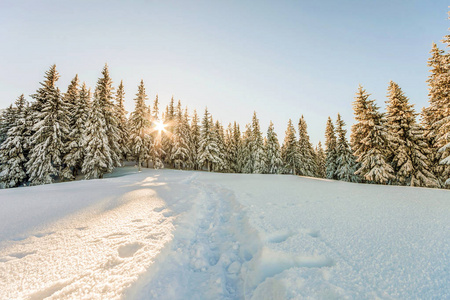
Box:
[144,100,153,168]
[0,105,16,147]
[62,81,91,179]
[241,124,253,173]
[82,89,112,179]
[423,41,450,186]
[251,112,266,174]
[60,75,79,180]
[315,141,326,178]
[435,13,450,186]
[190,110,200,170]
[162,97,175,167]
[183,108,194,169]
[224,123,234,172]
[233,122,242,173]
[265,121,282,174]
[335,113,358,182]
[281,119,298,174]
[198,108,220,171]
[150,95,164,169]
[64,74,79,114]
[128,80,152,171]
[350,86,374,177]
[115,80,130,162]
[386,81,438,187]
[26,65,70,185]
[351,87,394,184]
[214,120,228,172]
[297,116,316,177]
[325,117,338,179]
[96,64,122,168]
[171,101,190,169]
[0,95,29,188]
[438,111,450,185]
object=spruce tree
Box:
[335,114,358,182]
[82,89,112,179]
[281,119,298,174]
[351,86,371,163]
[0,95,29,188]
[224,123,234,172]
[325,117,338,179]
[0,105,16,147]
[115,80,130,161]
[435,13,450,185]
[150,95,164,169]
[26,65,70,185]
[62,82,90,179]
[128,80,152,171]
[162,97,175,167]
[96,64,122,168]
[61,75,79,179]
[214,121,227,172]
[297,116,316,176]
[422,36,450,186]
[386,81,437,187]
[265,121,282,174]
[233,122,243,173]
[251,112,266,173]
[241,124,253,173]
[438,114,450,185]
[64,74,79,116]
[315,141,326,178]
[351,87,394,184]
[171,101,190,169]
[198,108,220,171]
[183,108,194,169]
[190,110,200,170]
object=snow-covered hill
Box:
[0,168,449,299]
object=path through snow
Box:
[128,176,260,299]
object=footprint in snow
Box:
[75,226,88,231]
[118,242,143,258]
[266,229,295,244]
[153,207,165,212]
[308,230,320,238]
[132,219,143,223]
[162,210,174,218]
[8,250,37,259]
[33,231,55,238]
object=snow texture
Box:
[0,168,449,299]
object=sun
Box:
[154,121,166,133]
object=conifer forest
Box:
[1,22,449,190]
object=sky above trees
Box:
[0,0,448,144]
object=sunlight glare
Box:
[154,121,166,133]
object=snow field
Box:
[202,173,450,299]
[1,168,449,299]
[0,170,183,299]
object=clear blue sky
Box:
[0,0,448,145]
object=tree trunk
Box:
[138,158,142,171]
